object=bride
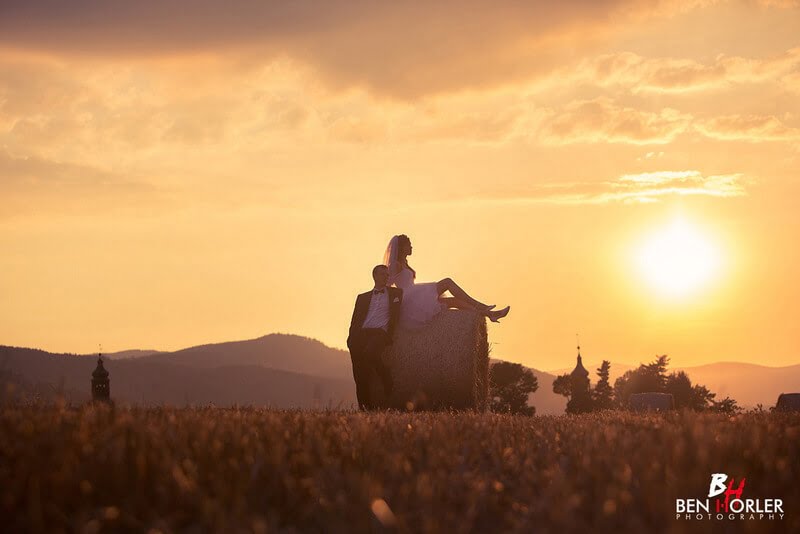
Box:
[383,234,510,329]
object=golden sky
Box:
[1,1,799,370]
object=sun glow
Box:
[634,217,723,299]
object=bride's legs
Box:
[439,296,478,310]
[436,277,491,310]
[440,296,511,322]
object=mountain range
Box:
[2,334,798,414]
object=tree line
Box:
[488,355,741,415]
[553,355,740,414]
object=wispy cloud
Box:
[617,170,702,184]
[694,114,800,141]
[568,46,800,93]
[537,97,692,145]
[782,70,800,93]
[440,170,750,207]
[535,99,800,146]
[0,1,719,98]
[541,171,748,204]
[0,148,168,221]
[757,0,800,7]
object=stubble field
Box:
[1,405,797,533]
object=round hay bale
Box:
[369,309,489,411]
[775,393,800,412]
[628,392,675,411]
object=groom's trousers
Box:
[349,327,394,410]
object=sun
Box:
[634,217,723,299]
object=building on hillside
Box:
[567,340,593,413]
[91,353,111,403]
[571,344,589,380]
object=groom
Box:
[347,264,402,410]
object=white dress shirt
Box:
[361,288,390,331]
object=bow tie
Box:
[373,289,385,294]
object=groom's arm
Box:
[347,294,363,351]
[386,288,403,344]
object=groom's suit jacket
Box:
[347,287,403,351]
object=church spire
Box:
[571,334,588,378]
[91,344,111,403]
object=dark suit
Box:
[347,286,403,410]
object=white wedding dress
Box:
[391,267,446,329]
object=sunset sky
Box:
[1,1,799,371]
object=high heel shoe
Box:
[488,305,510,323]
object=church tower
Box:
[571,340,589,379]
[566,335,593,413]
[91,351,110,402]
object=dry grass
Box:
[371,309,489,411]
[1,405,798,533]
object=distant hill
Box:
[5,336,797,412]
[671,362,800,409]
[0,344,355,408]
[95,349,164,359]
[546,360,800,409]
[2,336,566,413]
[490,359,566,415]
[134,333,352,379]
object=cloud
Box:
[0,52,318,169]
[537,97,692,144]
[0,0,716,98]
[0,148,167,220]
[540,170,747,204]
[582,52,726,92]
[721,47,800,84]
[535,99,800,147]
[782,70,800,93]
[694,114,800,141]
[412,108,524,144]
[572,46,800,93]
[412,169,749,209]
[0,148,140,187]
[318,89,537,145]
[617,170,701,184]
[756,0,800,7]
[525,170,748,205]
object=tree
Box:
[552,374,572,397]
[613,355,732,412]
[664,371,694,409]
[614,355,671,407]
[644,355,670,389]
[710,396,741,414]
[553,372,593,414]
[691,384,717,411]
[592,360,614,410]
[489,361,538,415]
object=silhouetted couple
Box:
[346,235,510,411]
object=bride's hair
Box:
[383,234,415,278]
[397,234,411,253]
[396,234,415,277]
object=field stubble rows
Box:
[1,405,798,533]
